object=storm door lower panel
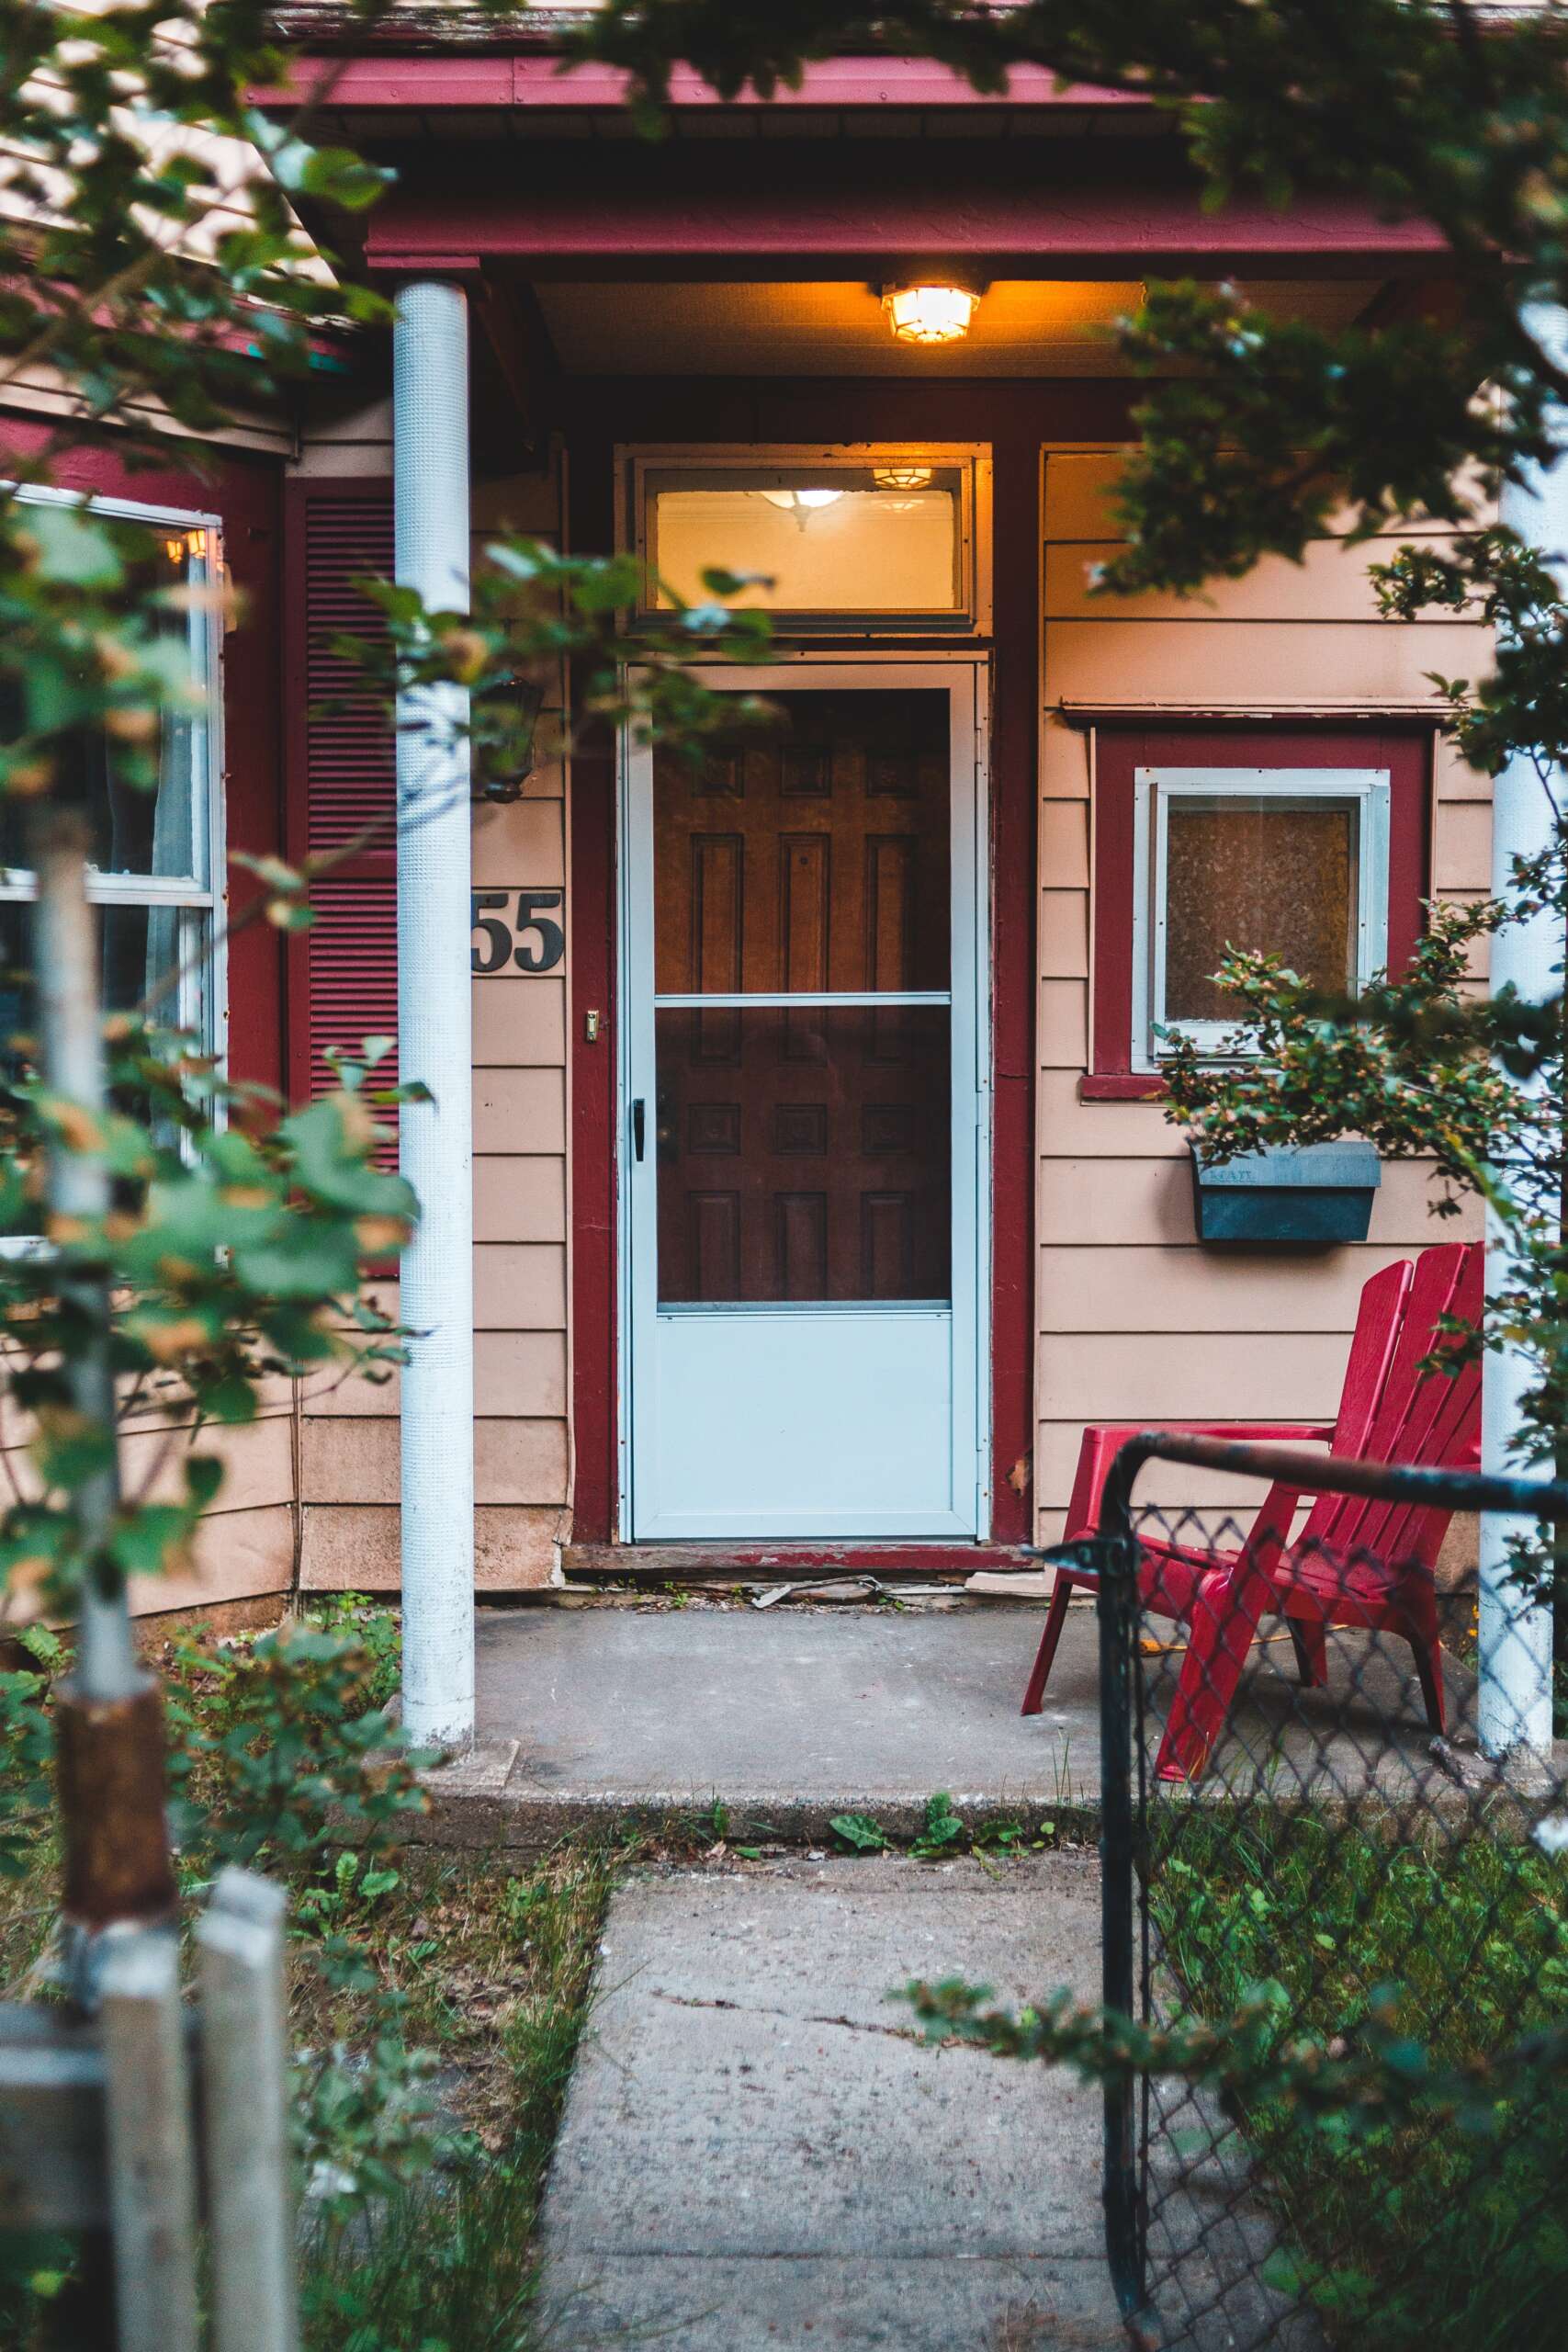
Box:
[641,1306,964,1538]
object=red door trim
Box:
[566,401,1045,1550]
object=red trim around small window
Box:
[1089,724,1434,1084]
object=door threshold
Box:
[561,1541,1032,1584]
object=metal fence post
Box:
[1096,1447,1147,2322]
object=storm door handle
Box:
[631,1098,646,1161]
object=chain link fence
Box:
[1066,1433,1568,2352]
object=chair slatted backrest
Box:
[1349,1243,1483,1575]
[1304,1241,1481,1568]
[1239,1258,1407,1570]
[1328,1258,1414,1458]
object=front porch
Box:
[264,45,1537,1765]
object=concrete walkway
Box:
[536,1852,1125,2352]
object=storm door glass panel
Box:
[651,689,953,1305]
[656,1007,951,1303]
[1164,798,1355,1023]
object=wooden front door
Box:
[624,660,988,1539]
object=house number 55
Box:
[471,889,566,975]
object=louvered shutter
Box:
[284,481,399,1149]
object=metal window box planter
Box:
[1190,1140,1381,1246]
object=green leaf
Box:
[829,1811,889,1853]
[184,1455,225,1510]
[17,503,124,587]
[108,1504,194,1579]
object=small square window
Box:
[1133,768,1390,1066]
[1084,729,1429,1091]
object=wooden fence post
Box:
[197,1867,299,2352]
[99,1929,200,2352]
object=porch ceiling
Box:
[532,276,1385,378]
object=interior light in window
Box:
[758,488,844,528]
[873,464,934,490]
[881,284,980,345]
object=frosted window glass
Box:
[1165,800,1354,1021]
[649,474,962,613]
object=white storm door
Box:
[623,661,988,1540]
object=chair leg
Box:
[1156,1581,1268,1783]
[1412,1632,1447,1733]
[1021,1574,1077,1716]
[1288,1617,1328,1690]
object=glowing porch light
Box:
[759,486,845,527]
[873,464,934,491]
[881,284,979,345]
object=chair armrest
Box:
[1059,1422,1337,1543]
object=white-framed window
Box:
[622,443,992,632]
[0,483,226,1061]
[1131,766,1391,1067]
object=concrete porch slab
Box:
[435,1601,1096,1848]
[413,1599,1497,1849]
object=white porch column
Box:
[1478,298,1565,1762]
[392,278,475,1749]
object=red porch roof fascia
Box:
[361,175,1449,277]
[252,53,1145,113]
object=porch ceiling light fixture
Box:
[881,282,980,345]
[873,463,934,491]
[759,486,844,528]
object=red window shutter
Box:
[283,481,400,1148]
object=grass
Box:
[298,1839,619,2352]
[0,1602,625,2352]
[1149,1800,1568,2351]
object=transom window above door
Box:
[626,446,990,631]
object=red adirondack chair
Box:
[1021,1240,1483,1781]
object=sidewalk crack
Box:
[650,1991,949,2046]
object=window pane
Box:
[655,1005,951,1304]
[0,526,208,883]
[649,468,963,613]
[1165,799,1355,1023]
[653,691,952,995]
[0,899,197,1051]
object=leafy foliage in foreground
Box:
[1149,1807,1568,2350]
[0,1607,618,2352]
[0,1019,412,1619]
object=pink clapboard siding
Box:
[1033,447,1490,1544]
